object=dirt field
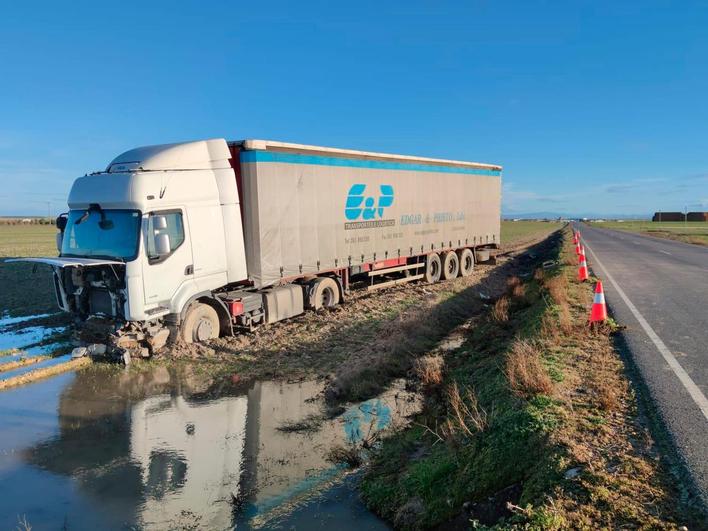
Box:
[588,220,708,246]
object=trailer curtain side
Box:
[238,149,501,288]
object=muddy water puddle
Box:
[0,364,420,529]
[0,312,69,358]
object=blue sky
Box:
[1,1,707,217]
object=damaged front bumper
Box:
[73,316,172,363]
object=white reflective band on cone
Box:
[594,292,605,304]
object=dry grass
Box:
[507,275,521,290]
[441,382,487,440]
[558,302,573,335]
[593,378,620,411]
[539,271,574,336]
[505,339,554,397]
[511,283,526,298]
[492,295,510,323]
[540,313,560,343]
[413,355,444,387]
[326,443,363,468]
[534,268,546,282]
[535,229,693,529]
[545,274,568,306]
[507,275,526,298]
[585,351,621,412]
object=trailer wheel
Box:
[181,302,220,343]
[442,251,460,280]
[424,253,442,283]
[457,248,474,277]
[309,277,340,310]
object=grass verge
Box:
[360,227,697,529]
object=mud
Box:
[0,261,57,318]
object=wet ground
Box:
[0,364,420,530]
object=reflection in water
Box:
[0,365,418,530]
[131,394,248,529]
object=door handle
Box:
[185,265,194,275]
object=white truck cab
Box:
[19,139,250,356]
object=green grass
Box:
[589,220,708,246]
[501,220,564,245]
[0,224,58,258]
[361,234,565,528]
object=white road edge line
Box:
[584,240,708,422]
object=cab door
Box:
[142,209,194,308]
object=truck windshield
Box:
[61,209,141,260]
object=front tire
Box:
[181,302,220,343]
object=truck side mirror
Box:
[55,213,68,253]
[56,214,67,231]
[154,233,171,256]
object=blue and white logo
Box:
[345,184,394,221]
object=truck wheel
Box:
[442,251,460,280]
[424,253,442,283]
[458,248,474,277]
[181,303,220,343]
[309,277,340,310]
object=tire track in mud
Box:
[0,356,91,391]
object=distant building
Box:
[687,212,708,222]
[652,212,683,222]
[652,211,708,222]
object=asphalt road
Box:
[576,223,708,507]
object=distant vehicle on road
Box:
[11,139,501,358]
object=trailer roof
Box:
[230,139,502,172]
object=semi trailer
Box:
[14,138,502,359]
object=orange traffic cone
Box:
[573,232,579,244]
[589,281,607,322]
[577,245,585,263]
[578,254,589,281]
[575,242,582,255]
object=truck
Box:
[14,138,502,360]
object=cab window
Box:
[147,211,185,262]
